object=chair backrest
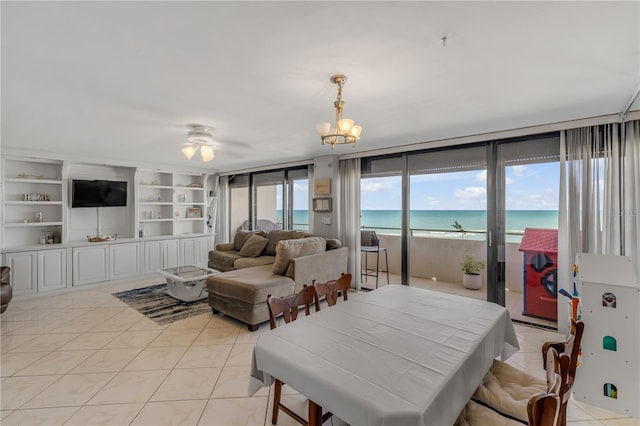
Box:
[542,319,584,384]
[313,273,352,307]
[361,230,379,247]
[267,285,318,330]
[527,392,561,426]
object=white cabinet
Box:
[163,239,180,268]
[181,238,198,266]
[197,236,212,266]
[180,236,211,267]
[4,251,37,296]
[37,249,67,292]
[4,248,67,295]
[73,245,109,286]
[110,243,141,280]
[143,240,164,274]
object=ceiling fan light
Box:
[182,145,196,159]
[200,145,214,162]
[338,118,354,133]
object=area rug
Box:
[112,284,211,325]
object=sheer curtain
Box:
[624,120,640,277]
[216,176,229,245]
[339,158,361,290]
[558,124,620,333]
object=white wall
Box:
[311,155,340,239]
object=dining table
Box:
[249,285,520,426]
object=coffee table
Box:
[158,265,219,302]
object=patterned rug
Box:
[112,284,211,325]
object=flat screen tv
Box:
[72,180,127,208]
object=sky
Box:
[361,162,561,210]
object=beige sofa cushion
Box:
[273,236,326,275]
[207,264,295,304]
[209,249,242,270]
[233,230,266,251]
[234,255,276,269]
[238,234,269,257]
[264,230,313,256]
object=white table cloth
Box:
[249,285,519,426]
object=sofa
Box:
[206,230,348,330]
[1,267,12,314]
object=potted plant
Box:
[461,254,485,290]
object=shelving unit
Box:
[173,172,207,235]
[2,158,65,248]
[135,169,208,237]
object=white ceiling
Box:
[2,1,639,173]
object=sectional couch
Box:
[206,230,348,330]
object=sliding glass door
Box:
[228,166,310,238]
[495,134,560,326]
[408,146,488,297]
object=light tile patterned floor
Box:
[0,276,634,425]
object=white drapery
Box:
[558,124,621,333]
[624,120,640,277]
[339,158,361,290]
[216,176,229,245]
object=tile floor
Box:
[1,276,636,425]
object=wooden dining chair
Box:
[313,273,352,307]
[454,347,566,426]
[267,285,319,330]
[471,320,583,425]
[267,285,329,425]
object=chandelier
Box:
[316,75,362,149]
[181,125,215,162]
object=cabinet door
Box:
[5,251,37,296]
[37,249,67,292]
[144,241,163,274]
[163,239,180,268]
[197,236,211,267]
[73,246,109,286]
[180,238,198,266]
[110,243,141,280]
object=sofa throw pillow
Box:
[238,234,269,258]
[272,236,326,275]
[233,230,266,251]
[264,230,304,256]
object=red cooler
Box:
[518,228,558,321]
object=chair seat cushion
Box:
[206,264,295,304]
[473,360,547,422]
[454,400,523,426]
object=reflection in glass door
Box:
[497,135,560,327]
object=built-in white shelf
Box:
[6,221,64,227]
[140,218,173,223]
[175,202,205,206]
[4,201,63,205]
[5,178,63,185]
[139,202,173,205]
[175,218,205,221]
[139,184,172,189]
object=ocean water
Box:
[284,210,558,239]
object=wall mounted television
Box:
[72,179,127,208]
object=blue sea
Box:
[286,209,558,240]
